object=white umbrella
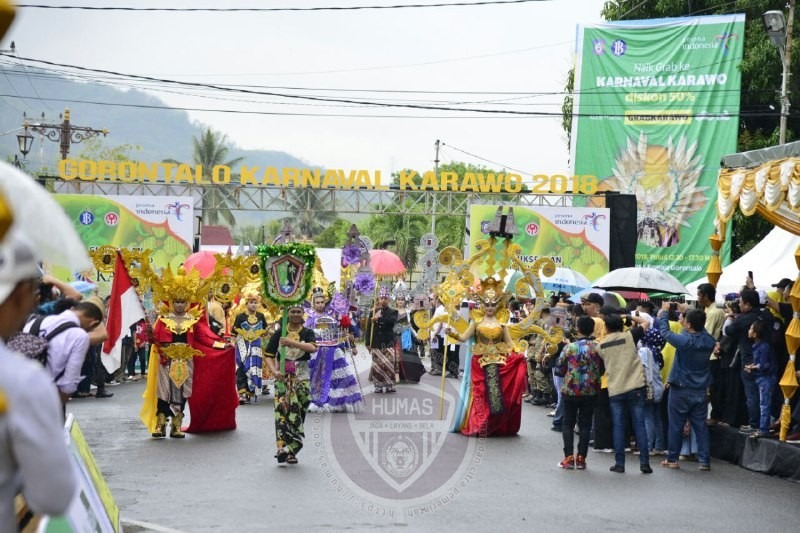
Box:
[0,162,91,271]
[541,267,591,294]
[592,267,688,295]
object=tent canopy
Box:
[686,226,800,301]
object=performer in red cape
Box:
[451,278,528,436]
[140,266,238,437]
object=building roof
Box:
[201,225,234,246]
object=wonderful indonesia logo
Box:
[312,380,485,518]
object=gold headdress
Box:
[240,282,262,302]
[474,277,507,307]
[152,265,206,310]
[413,208,563,352]
[308,254,331,302]
[229,281,279,323]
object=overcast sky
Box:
[2,0,607,176]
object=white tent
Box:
[685,227,800,301]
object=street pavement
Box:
[68,348,800,532]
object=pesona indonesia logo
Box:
[714,32,739,54]
[525,222,540,236]
[553,211,606,231]
[582,212,607,231]
[165,201,191,221]
[313,380,484,519]
[133,200,191,221]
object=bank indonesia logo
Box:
[78,210,94,226]
[592,39,605,55]
[611,39,627,57]
[314,380,483,517]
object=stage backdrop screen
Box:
[469,204,611,283]
[53,194,194,288]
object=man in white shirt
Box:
[23,294,104,405]
[0,230,77,531]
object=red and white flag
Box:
[102,252,146,373]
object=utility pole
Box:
[781,0,795,145]
[19,109,108,160]
[431,139,440,234]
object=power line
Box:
[0,53,599,116]
[0,92,537,118]
[0,54,759,114]
[16,0,550,13]
[1,91,782,120]
[206,40,572,77]
[441,143,534,175]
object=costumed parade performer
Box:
[450,278,530,436]
[140,266,238,438]
[257,242,318,465]
[366,285,399,394]
[306,287,363,412]
[414,208,563,437]
[232,284,271,404]
[264,303,317,464]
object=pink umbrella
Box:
[184,251,218,278]
[369,249,407,279]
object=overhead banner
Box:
[52,194,194,290]
[469,205,611,283]
[571,14,744,282]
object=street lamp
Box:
[16,127,33,160]
[763,10,791,144]
[19,108,108,160]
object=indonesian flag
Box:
[101,252,145,373]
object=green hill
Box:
[0,65,308,169]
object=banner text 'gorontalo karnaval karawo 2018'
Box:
[571,14,744,283]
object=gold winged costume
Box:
[414,236,563,436]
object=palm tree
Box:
[192,128,244,228]
[364,207,427,272]
[283,188,338,239]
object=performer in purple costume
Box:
[306,288,363,412]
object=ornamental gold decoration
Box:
[90,245,118,273]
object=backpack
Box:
[642,327,666,369]
[639,346,664,403]
[7,316,79,381]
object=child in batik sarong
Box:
[264,304,317,465]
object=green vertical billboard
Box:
[571,14,744,284]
